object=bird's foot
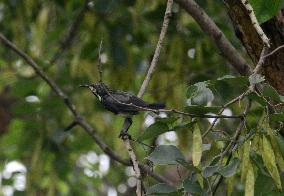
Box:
[126,117,132,125]
[119,131,131,140]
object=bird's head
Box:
[80,83,110,99]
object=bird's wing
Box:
[110,92,149,107]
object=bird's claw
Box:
[119,131,131,140]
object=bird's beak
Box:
[80,84,95,93]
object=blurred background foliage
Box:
[0,0,274,195]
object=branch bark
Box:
[224,1,284,95]
[174,0,252,75]
[119,1,173,195]
[0,33,172,186]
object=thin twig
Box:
[119,1,173,195]
[174,0,252,75]
[202,90,250,138]
[138,0,173,98]
[253,46,269,75]
[63,121,78,132]
[211,101,251,194]
[0,34,78,115]
[263,44,284,59]
[176,165,182,180]
[123,137,143,196]
[206,178,213,196]
[130,138,155,149]
[202,44,269,138]
[97,40,103,82]
[241,0,270,47]
[0,33,172,186]
[50,0,91,64]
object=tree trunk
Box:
[224,0,284,94]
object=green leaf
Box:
[215,75,248,85]
[209,75,248,102]
[247,92,267,106]
[202,166,219,178]
[156,117,179,125]
[249,74,265,85]
[196,173,204,189]
[267,127,284,173]
[255,170,275,196]
[187,82,214,105]
[139,122,169,141]
[187,85,198,99]
[280,95,284,102]
[276,134,284,159]
[192,88,214,105]
[241,141,251,182]
[262,84,281,102]
[192,124,202,166]
[209,155,222,166]
[12,101,39,116]
[262,135,282,190]
[176,158,202,173]
[183,178,202,194]
[245,162,255,196]
[218,157,240,177]
[270,113,284,122]
[250,152,269,176]
[11,79,38,96]
[146,145,185,165]
[172,121,196,132]
[184,105,221,115]
[250,0,282,23]
[146,183,176,195]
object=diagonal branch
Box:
[263,44,284,59]
[252,46,269,75]
[0,33,172,186]
[174,0,252,75]
[119,1,173,195]
[241,0,270,47]
[138,0,173,98]
[97,40,104,82]
[211,101,251,194]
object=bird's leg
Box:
[126,117,133,125]
[119,117,132,139]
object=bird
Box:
[80,82,165,119]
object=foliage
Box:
[1,0,284,196]
[250,0,283,23]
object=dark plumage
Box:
[80,82,165,117]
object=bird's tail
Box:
[148,103,166,110]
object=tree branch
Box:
[202,90,250,138]
[174,0,252,75]
[212,101,251,194]
[119,1,173,195]
[252,46,269,74]
[263,44,284,59]
[241,0,270,47]
[97,40,104,82]
[202,45,268,138]
[137,0,173,98]
[0,33,172,186]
